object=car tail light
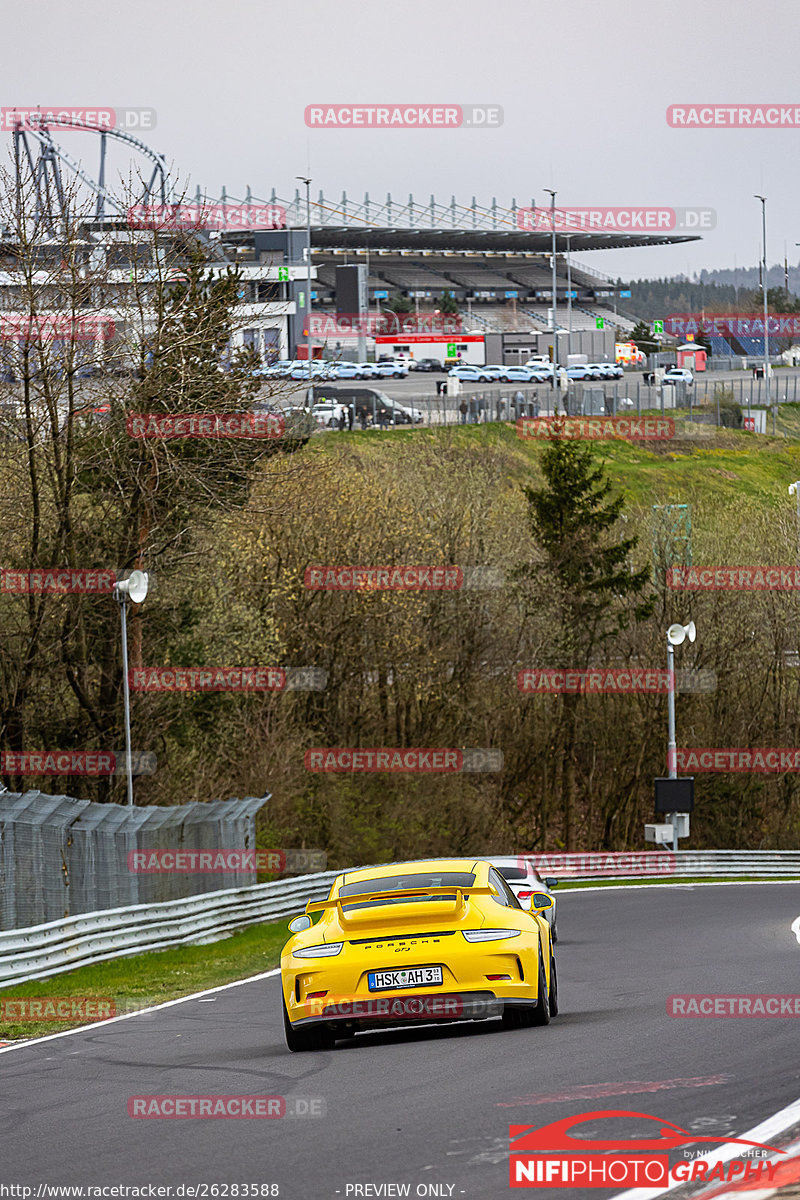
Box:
[306,991,328,999]
[517,891,534,899]
[462,929,521,942]
[485,974,512,981]
[293,942,344,958]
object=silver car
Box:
[490,856,559,941]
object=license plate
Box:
[368,966,443,991]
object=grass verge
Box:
[0,917,290,1042]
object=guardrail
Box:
[0,871,338,989]
[524,850,800,879]
[2,852,799,989]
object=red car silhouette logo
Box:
[510,1110,784,1155]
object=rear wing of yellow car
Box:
[306,885,496,921]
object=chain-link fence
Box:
[0,790,269,930]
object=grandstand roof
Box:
[302,227,700,254]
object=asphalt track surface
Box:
[3,883,800,1199]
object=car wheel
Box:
[548,952,559,1018]
[531,946,551,1026]
[283,996,335,1053]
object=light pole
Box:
[113,571,149,806]
[666,619,696,849]
[755,195,770,410]
[565,233,573,361]
[297,176,312,388]
[544,189,558,404]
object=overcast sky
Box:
[6,0,799,280]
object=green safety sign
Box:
[278,267,289,281]
[447,343,456,357]
[654,320,664,335]
[298,291,305,309]
[595,317,604,330]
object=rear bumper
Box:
[289,990,539,1030]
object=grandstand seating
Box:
[707,335,734,357]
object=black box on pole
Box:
[654,777,694,813]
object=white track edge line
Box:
[608,1095,800,1200]
[0,967,280,1055]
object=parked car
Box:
[311,402,347,428]
[373,360,408,378]
[502,365,548,383]
[306,386,412,426]
[289,361,337,380]
[566,364,595,381]
[356,362,383,379]
[413,358,444,373]
[481,365,507,381]
[391,400,424,424]
[663,367,694,387]
[448,365,491,382]
[331,362,366,380]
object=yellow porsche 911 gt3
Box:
[280,857,558,1052]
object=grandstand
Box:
[213,188,701,344]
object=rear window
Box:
[496,866,527,881]
[338,871,476,911]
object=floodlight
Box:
[667,621,695,646]
[116,571,149,604]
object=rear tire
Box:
[531,946,551,1026]
[283,996,335,1053]
[548,952,559,1018]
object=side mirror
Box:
[529,893,554,913]
[544,877,559,889]
[288,914,312,933]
